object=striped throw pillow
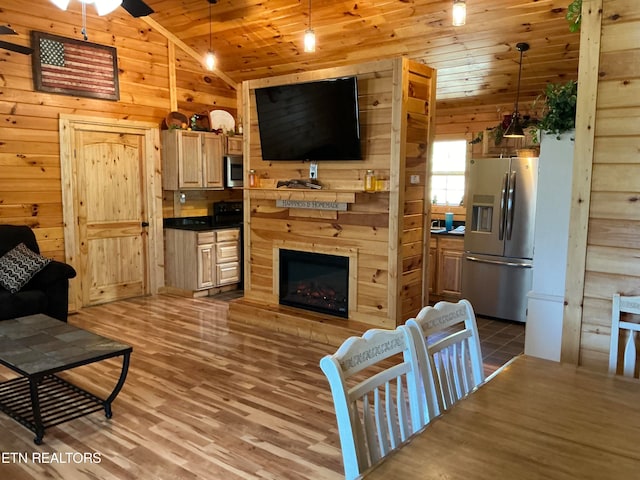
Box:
[0,243,52,293]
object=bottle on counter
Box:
[249,169,258,188]
[364,169,377,192]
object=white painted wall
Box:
[525,131,575,361]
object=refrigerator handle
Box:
[499,172,508,240]
[466,255,532,268]
[506,171,516,240]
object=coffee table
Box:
[0,314,132,444]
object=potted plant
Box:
[567,0,582,32]
[532,80,578,140]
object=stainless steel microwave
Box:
[224,154,243,188]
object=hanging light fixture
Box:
[503,42,530,138]
[452,0,466,27]
[304,0,316,53]
[50,0,122,16]
[205,0,216,71]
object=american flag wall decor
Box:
[31,31,120,101]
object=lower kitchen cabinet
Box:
[165,227,241,292]
[430,235,464,303]
[214,229,241,286]
[428,238,437,296]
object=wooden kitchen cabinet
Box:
[428,237,437,296]
[214,228,241,285]
[430,235,464,303]
[437,237,463,298]
[226,135,243,155]
[164,227,241,292]
[162,130,224,190]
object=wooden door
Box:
[75,129,148,306]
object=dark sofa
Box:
[0,225,76,322]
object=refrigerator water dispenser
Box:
[471,204,493,232]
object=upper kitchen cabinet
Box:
[162,130,224,190]
[226,135,243,156]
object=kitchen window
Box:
[431,139,466,206]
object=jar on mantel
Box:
[364,169,377,192]
[249,169,258,188]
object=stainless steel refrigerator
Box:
[461,156,538,323]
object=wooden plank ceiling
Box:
[145,0,580,107]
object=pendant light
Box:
[304,0,316,53]
[503,42,530,138]
[50,0,122,16]
[205,0,216,70]
[452,0,466,27]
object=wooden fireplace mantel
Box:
[248,188,358,203]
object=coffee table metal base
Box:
[0,352,130,444]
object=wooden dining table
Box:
[361,354,640,479]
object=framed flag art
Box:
[31,31,119,101]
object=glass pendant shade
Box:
[304,29,316,53]
[304,0,316,52]
[204,0,216,71]
[205,51,216,71]
[452,0,466,26]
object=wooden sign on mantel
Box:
[276,199,348,211]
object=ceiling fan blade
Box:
[0,40,34,55]
[0,25,18,35]
[121,0,154,17]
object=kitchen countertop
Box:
[431,229,464,236]
[163,216,242,231]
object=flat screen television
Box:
[254,76,362,161]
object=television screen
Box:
[254,76,362,161]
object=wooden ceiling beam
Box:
[141,16,237,90]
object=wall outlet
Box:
[179,192,186,204]
[309,161,318,179]
[410,174,420,184]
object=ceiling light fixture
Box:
[304,0,316,53]
[205,0,216,71]
[50,0,123,17]
[452,0,466,27]
[503,42,530,138]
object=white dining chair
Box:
[407,299,484,411]
[609,294,640,378]
[320,325,436,480]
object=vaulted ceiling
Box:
[145,0,581,108]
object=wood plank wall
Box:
[400,62,436,320]
[0,0,238,259]
[576,0,640,371]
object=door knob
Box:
[141,221,150,227]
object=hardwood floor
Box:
[0,295,524,479]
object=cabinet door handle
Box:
[141,221,150,227]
